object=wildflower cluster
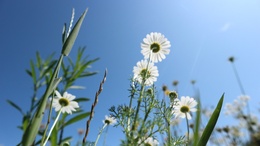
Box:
[107,32,214,146]
[209,94,260,145]
[8,9,224,146]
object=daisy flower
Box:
[141,32,171,63]
[50,90,79,114]
[139,137,159,146]
[133,60,159,86]
[172,96,197,120]
[103,115,117,125]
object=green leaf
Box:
[29,60,37,84]
[22,116,30,131]
[50,77,62,92]
[74,97,90,103]
[25,69,32,77]
[193,97,201,146]
[73,57,99,79]
[196,93,224,146]
[68,85,86,89]
[40,60,57,79]
[63,112,90,127]
[6,100,24,115]
[36,51,42,68]
[22,55,64,146]
[79,71,98,78]
[62,8,88,56]
[62,23,67,44]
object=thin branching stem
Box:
[131,51,153,135]
[127,82,135,136]
[185,113,189,145]
[138,90,155,136]
[231,62,245,95]
[231,61,254,133]
[82,69,107,143]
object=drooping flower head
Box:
[103,115,117,125]
[172,96,197,120]
[50,90,79,114]
[141,32,171,63]
[133,60,159,86]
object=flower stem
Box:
[42,108,62,146]
[94,124,107,146]
[131,84,145,131]
[185,113,190,144]
[231,62,254,133]
[127,82,135,134]
[132,51,153,132]
[231,62,245,95]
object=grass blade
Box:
[193,97,201,145]
[62,8,88,56]
[196,93,224,146]
[7,100,24,115]
[63,112,90,127]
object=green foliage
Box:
[6,8,100,146]
[22,54,63,146]
[193,97,201,146]
[7,100,24,115]
[62,8,88,56]
[196,94,224,146]
[61,47,99,90]
[8,7,228,146]
[63,112,90,127]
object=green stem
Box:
[22,55,64,146]
[167,121,171,146]
[42,108,62,146]
[231,63,254,133]
[138,92,154,136]
[166,109,171,145]
[94,124,107,146]
[103,125,109,146]
[185,113,190,145]
[131,51,153,133]
[231,63,245,95]
[41,92,55,145]
[131,84,145,132]
[127,82,135,135]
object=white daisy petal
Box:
[172,96,198,120]
[186,113,192,120]
[50,90,79,114]
[141,32,171,63]
[55,90,62,98]
[103,115,117,125]
[133,60,159,86]
[141,137,159,146]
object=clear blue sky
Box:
[1,0,260,146]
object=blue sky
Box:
[1,0,260,145]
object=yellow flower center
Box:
[150,43,160,53]
[180,105,190,113]
[144,143,152,146]
[59,98,69,106]
[140,69,151,78]
[104,119,111,125]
